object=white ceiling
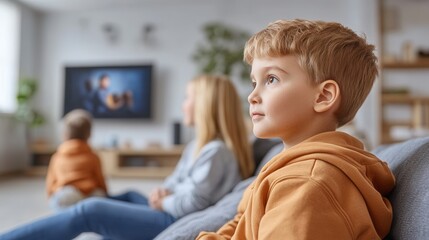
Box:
[16,0,429,13]
[15,0,183,13]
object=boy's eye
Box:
[251,81,256,89]
[266,76,279,85]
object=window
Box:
[0,1,20,113]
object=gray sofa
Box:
[156,136,429,240]
[372,136,429,240]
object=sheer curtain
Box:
[0,1,20,113]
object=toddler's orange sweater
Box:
[46,139,107,197]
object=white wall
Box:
[0,115,28,174]
[19,2,42,78]
[0,0,20,113]
[345,0,381,147]
[27,0,380,149]
[0,2,41,173]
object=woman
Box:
[0,75,254,240]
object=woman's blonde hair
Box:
[244,19,378,127]
[191,75,254,179]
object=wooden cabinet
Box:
[99,147,184,178]
[378,0,429,144]
[381,94,429,143]
[27,145,57,176]
[28,145,184,178]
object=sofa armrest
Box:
[372,136,429,239]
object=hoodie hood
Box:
[57,139,92,155]
[258,131,395,238]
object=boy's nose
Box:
[248,89,261,104]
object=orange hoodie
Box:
[197,131,395,240]
[46,139,107,197]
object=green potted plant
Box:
[14,78,45,142]
[192,22,251,81]
[192,23,253,131]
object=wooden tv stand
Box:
[29,145,184,178]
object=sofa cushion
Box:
[372,136,429,240]
[156,136,429,240]
[251,138,282,174]
[154,142,284,240]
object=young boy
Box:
[46,109,107,211]
[197,19,395,239]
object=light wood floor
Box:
[0,174,162,237]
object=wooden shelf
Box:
[382,94,429,104]
[105,146,183,178]
[382,60,429,69]
[109,166,176,178]
[31,144,57,154]
[378,0,429,144]
[31,145,56,167]
[29,146,184,178]
[382,120,413,128]
[117,147,184,157]
[381,135,403,145]
[25,166,48,176]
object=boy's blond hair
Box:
[191,75,254,179]
[63,109,92,141]
[244,19,378,127]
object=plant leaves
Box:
[192,22,251,81]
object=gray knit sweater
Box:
[162,139,241,219]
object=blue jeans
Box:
[0,196,176,240]
[108,190,149,205]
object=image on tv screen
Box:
[63,65,152,119]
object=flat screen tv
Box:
[63,64,153,119]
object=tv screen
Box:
[63,64,153,119]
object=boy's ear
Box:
[313,80,340,113]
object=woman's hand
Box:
[149,187,171,210]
